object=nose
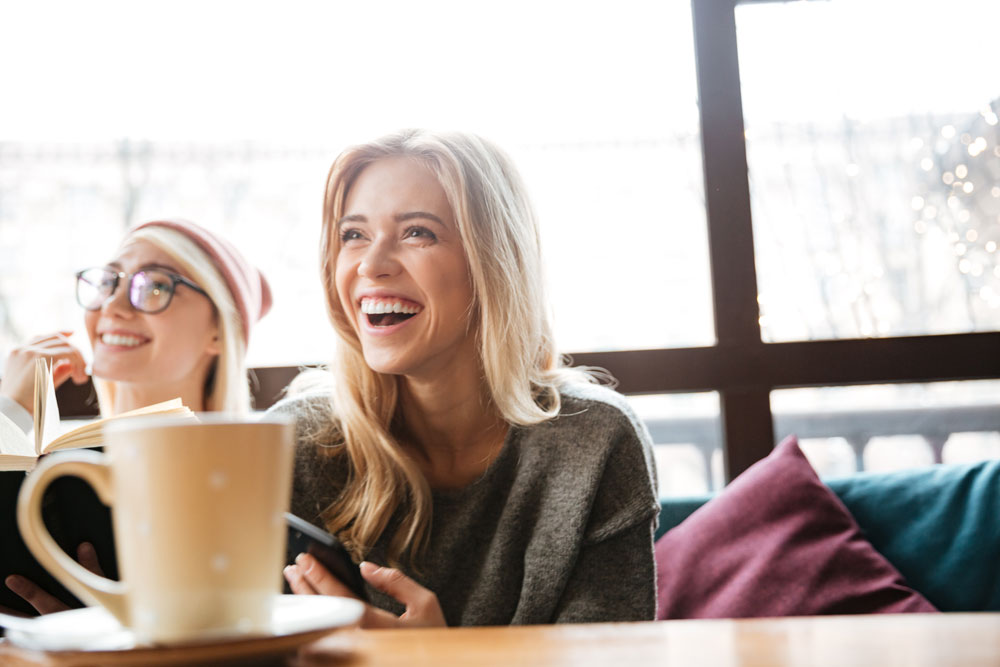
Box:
[100,275,136,318]
[358,237,401,279]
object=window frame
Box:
[55,0,1000,482]
[662,0,1000,479]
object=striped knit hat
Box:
[130,219,272,343]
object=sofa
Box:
[653,435,1000,619]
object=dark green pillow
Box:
[826,460,1000,612]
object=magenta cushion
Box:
[655,435,937,619]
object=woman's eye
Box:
[340,228,364,243]
[404,226,437,242]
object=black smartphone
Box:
[285,512,367,600]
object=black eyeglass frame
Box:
[75,267,210,314]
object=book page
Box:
[0,453,38,471]
[33,358,61,456]
[0,411,34,458]
[32,358,43,455]
[41,398,195,453]
[111,398,187,419]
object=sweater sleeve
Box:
[552,517,657,622]
[0,395,33,435]
[552,406,659,623]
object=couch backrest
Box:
[656,459,1000,612]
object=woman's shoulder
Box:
[267,390,334,416]
[558,381,633,413]
[512,382,653,469]
[553,382,649,444]
[514,382,658,540]
[265,391,339,445]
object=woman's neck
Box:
[397,365,508,489]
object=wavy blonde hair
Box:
[311,129,593,566]
[94,226,250,415]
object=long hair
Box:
[311,129,593,566]
[94,226,250,415]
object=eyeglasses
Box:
[75,267,210,314]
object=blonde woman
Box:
[277,130,658,627]
[1,218,270,614]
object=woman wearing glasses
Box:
[0,218,270,613]
[276,130,658,627]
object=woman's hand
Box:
[0,332,89,413]
[4,543,103,615]
[284,553,446,629]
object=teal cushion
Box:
[826,460,1000,612]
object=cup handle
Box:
[16,449,129,626]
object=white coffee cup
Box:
[17,416,294,645]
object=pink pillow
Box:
[655,435,937,619]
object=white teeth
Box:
[101,333,145,347]
[360,299,421,315]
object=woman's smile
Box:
[359,295,424,329]
[97,330,151,349]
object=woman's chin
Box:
[361,353,410,377]
[89,361,144,384]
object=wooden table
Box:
[2,613,999,666]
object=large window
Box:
[737,0,1000,341]
[0,0,711,371]
[4,0,999,491]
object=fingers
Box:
[1,333,89,408]
[25,334,85,367]
[52,361,83,388]
[283,562,319,595]
[77,542,104,576]
[3,545,99,616]
[284,557,448,629]
[358,561,424,605]
[52,357,90,387]
[33,335,88,388]
[360,604,414,629]
[4,542,104,614]
[285,553,356,598]
[0,604,32,618]
[359,562,446,627]
[4,576,70,615]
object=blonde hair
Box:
[312,129,593,566]
[94,226,250,415]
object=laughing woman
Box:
[1,218,271,614]
[277,130,659,627]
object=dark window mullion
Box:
[568,333,1000,395]
[692,0,774,479]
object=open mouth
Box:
[100,333,149,347]
[368,312,416,327]
[360,298,422,328]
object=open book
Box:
[0,358,193,471]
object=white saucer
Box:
[4,594,363,664]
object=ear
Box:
[205,325,222,357]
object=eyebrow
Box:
[337,211,446,227]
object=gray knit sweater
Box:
[268,382,659,626]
